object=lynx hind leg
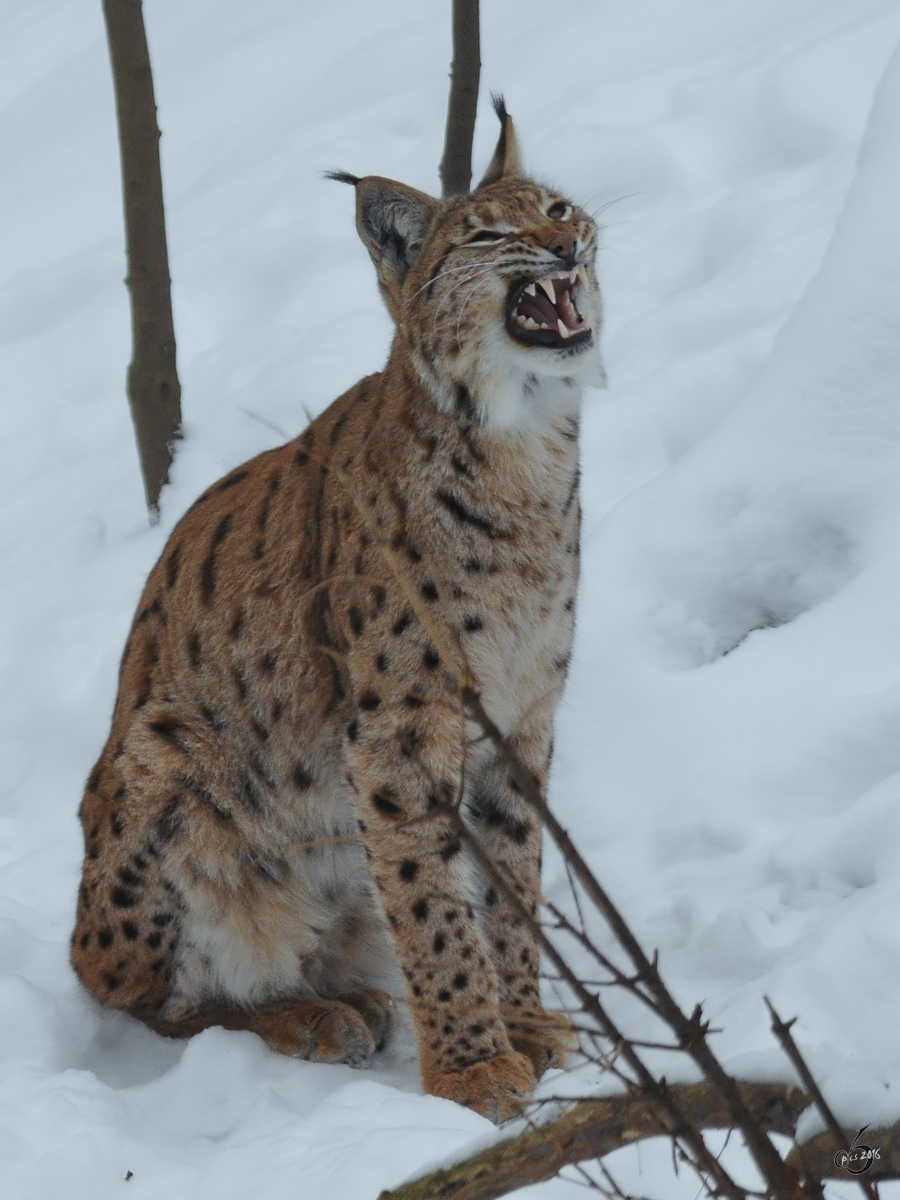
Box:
[156,989,396,1065]
[71,762,184,1025]
[72,750,397,1066]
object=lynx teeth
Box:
[538,278,556,305]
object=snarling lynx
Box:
[71,100,603,1121]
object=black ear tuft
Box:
[476,95,521,188]
[324,169,362,186]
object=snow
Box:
[3,0,900,1195]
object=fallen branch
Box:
[379,1083,900,1200]
[788,1125,899,1182]
[377,1081,808,1200]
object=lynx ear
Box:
[475,94,522,189]
[328,172,441,321]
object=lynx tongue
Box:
[517,288,560,328]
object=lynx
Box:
[71,100,603,1121]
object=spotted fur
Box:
[71,101,603,1121]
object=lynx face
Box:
[345,106,603,427]
[415,182,600,352]
[409,181,602,423]
[71,101,596,1123]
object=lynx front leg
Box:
[346,693,535,1121]
[467,740,578,1077]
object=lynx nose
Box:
[547,231,578,267]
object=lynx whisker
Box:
[407,257,505,305]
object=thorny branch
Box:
[297,432,889,1200]
[311,445,747,1191]
[765,998,879,1200]
[434,800,751,1200]
[458,690,805,1200]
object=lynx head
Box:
[329,98,604,428]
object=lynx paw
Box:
[505,1009,579,1077]
[250,999,376,1065]
[424,1051,537,1123]
[341,988,397,1051]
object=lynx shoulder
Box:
[71,100,603,1121]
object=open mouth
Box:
[506,266,592,349]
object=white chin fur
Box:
[468,325,603,430]
[470,358,584,431]
[507,334,606,387]
[416,307,605,430]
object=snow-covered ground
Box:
[3,1,900,1196]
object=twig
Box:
[765,997,879,1200]
[282,832,360,853]
[237,405,292,441]
[544,901,658,1012]
[565,855,589,935]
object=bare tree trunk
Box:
[102,0,181,518]
[439,0,481,196]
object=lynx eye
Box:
[547,201,572,221]
[465,229,507,245]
